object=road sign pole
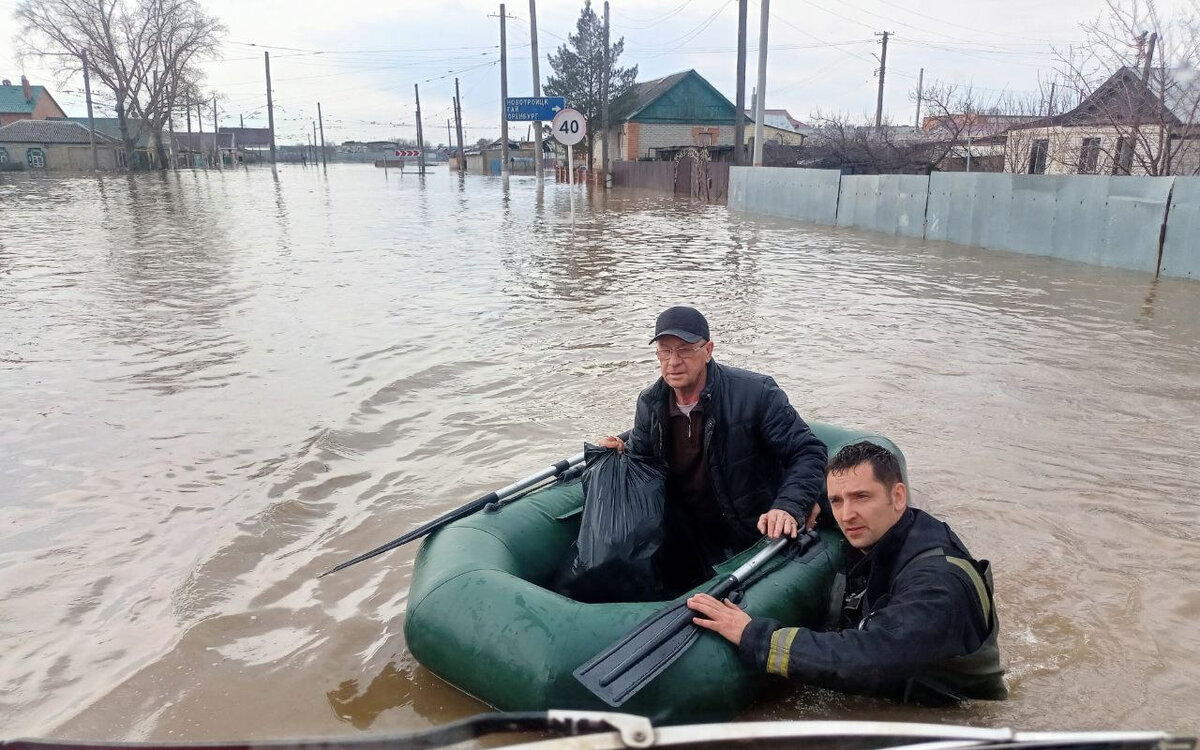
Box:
[568,142,574,219]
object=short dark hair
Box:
[827,441,903,488]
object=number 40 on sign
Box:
[551,108,586,146]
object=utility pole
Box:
[1120,31,1157,174]
[530,0,545,181]
[197,101,208,169]
[734,0,749,165]
[81,50,98,171]
[213,95,223,170]
[240,114,244,129]
[186,103,193,168]
[499,3,510,178]
[601,0,611,185]
[318,102,328,168]
[751,0,769,166]
[168,110,176,170]
[875,31,892,128]
[455,78,466,174]
[312,121,318,164]
[1047,80,1056,117]
[414,83,426,175]
[915,67,924,129]
[265,51,277,164]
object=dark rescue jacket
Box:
[626,360,827,553]
[739,508,1008,705]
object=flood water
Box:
[1,165,1198,741]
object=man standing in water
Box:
[600,306,827,590]
[688,441,1007,705]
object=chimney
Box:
[21,75,33,102]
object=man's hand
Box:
[597,435,626,453]
[688,593,751,645]
[757,508,799,539]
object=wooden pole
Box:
[414,84,426,175]
[265,51,277,163]
[455,78,466,174]
[318,102,328,168]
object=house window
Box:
[1078,137,1101,174]
[1028,139,1049,174]
[0,147,8,163]
[1111,136,1127,174]
[26,148,46,168]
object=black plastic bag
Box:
[556,444,668,603]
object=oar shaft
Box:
[318,447,597,578]
[597,535,799,688]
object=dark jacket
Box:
[626,360,827,551]
[739,508,1007,705]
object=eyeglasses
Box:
[654,342,707,362]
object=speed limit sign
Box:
[551,108,587,146]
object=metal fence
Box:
[728,167,1198,280]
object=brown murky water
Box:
[1,166,1197,741]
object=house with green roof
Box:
[0,76,67,126]
[613,69,744,161]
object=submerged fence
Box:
[727,167,1200,280]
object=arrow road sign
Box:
[394,149,421,157]
[505,96,567,122]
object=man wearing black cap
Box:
[600,306,827,590]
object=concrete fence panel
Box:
[728,166,840,223]
[1161,177,1200,279]
[926,173,1014,247]
[1001,175,1171,273]
[835,175,878,231]
[837,174,929,237]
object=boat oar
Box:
[574,530,820,707]
[317,439,622,578]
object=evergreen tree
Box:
[545,0,638,168]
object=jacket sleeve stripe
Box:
[946,556,991,624]
[766,627,800,676]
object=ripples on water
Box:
[1,167,1198,740]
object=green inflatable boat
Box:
[404,422,906,723]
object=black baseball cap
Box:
[650,306,710,344]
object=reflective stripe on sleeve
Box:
[766,627,800,676]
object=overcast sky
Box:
[2,0,1196,145]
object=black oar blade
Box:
[574,599,701,707]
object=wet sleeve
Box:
[742,563,983,693]
[758,378,827,520]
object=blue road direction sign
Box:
[505,96,567,122]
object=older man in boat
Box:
[599,305,828,590]
[688,441,1007,705]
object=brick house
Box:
[0,76,67,126]
[613,70,742,161]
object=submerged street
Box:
[1,165,1198,739]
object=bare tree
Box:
[1051,0,1200,175]
[803,110,955,174]
[16,0,224,170]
